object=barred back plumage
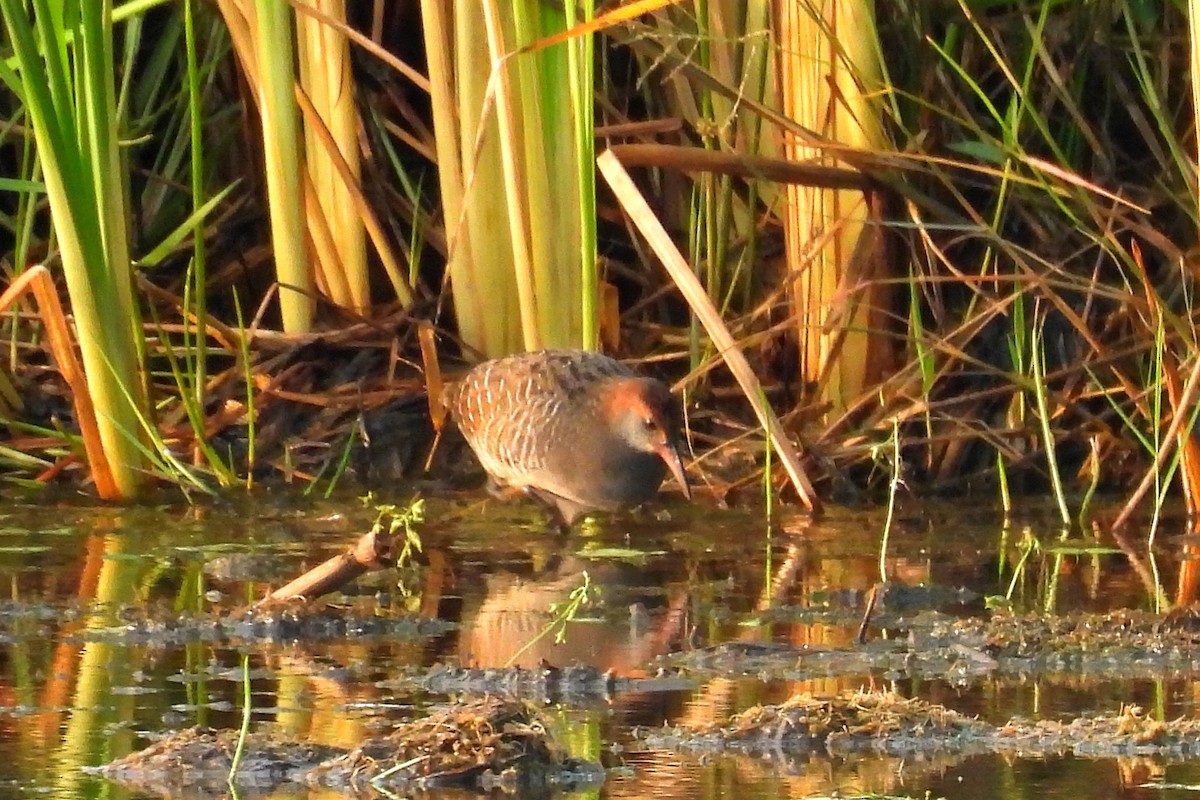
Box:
[446,349,690,527]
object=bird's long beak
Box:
[657,438,692,499]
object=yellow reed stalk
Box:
[220,0,415,326]
[251,0,313,332]
[481,0,541,352]
[778,0,885,415]
[598,149,820,512]
[292,85,413,306]
[421,0,593,358]
[295,0,368,314]
[418,0,477,349]
[446,2,522,357]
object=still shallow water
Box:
[0,488,1197,799]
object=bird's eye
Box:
[642,417,657,431]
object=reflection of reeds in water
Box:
[674,533,901,731]
[610,746,962,800]
[56,533,141,798]
[272,658,375,748]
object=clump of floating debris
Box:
[643,690,1200,760]
[645,691,989,755]
[97,698,604,796]
[311,697,604,792]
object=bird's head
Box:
[602,378,691,498]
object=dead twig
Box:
[0,265,117,498]
[264,529,398,601]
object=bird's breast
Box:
[543,440,667,510]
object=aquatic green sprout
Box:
[548,571,596,646]
[228,652,252,785]
[365,495,425,568]
[997,526,1040,609]
[505,571,598,667]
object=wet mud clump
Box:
[646,691,990,755]
[414,662,618,704]
[645,690,1200,759]
[311,697,604,793]
[94,727,340,796]
[98,698,603,797]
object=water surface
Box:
[0,489,1193,799]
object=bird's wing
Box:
[450,351,632,485]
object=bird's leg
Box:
[480,477,568,533]
[523,487,573,535]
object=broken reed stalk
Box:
[596,148,820,513]
[605,144,874,191]
[264,528,397,601]
[418,323,446,431]
[0,266,117,498]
